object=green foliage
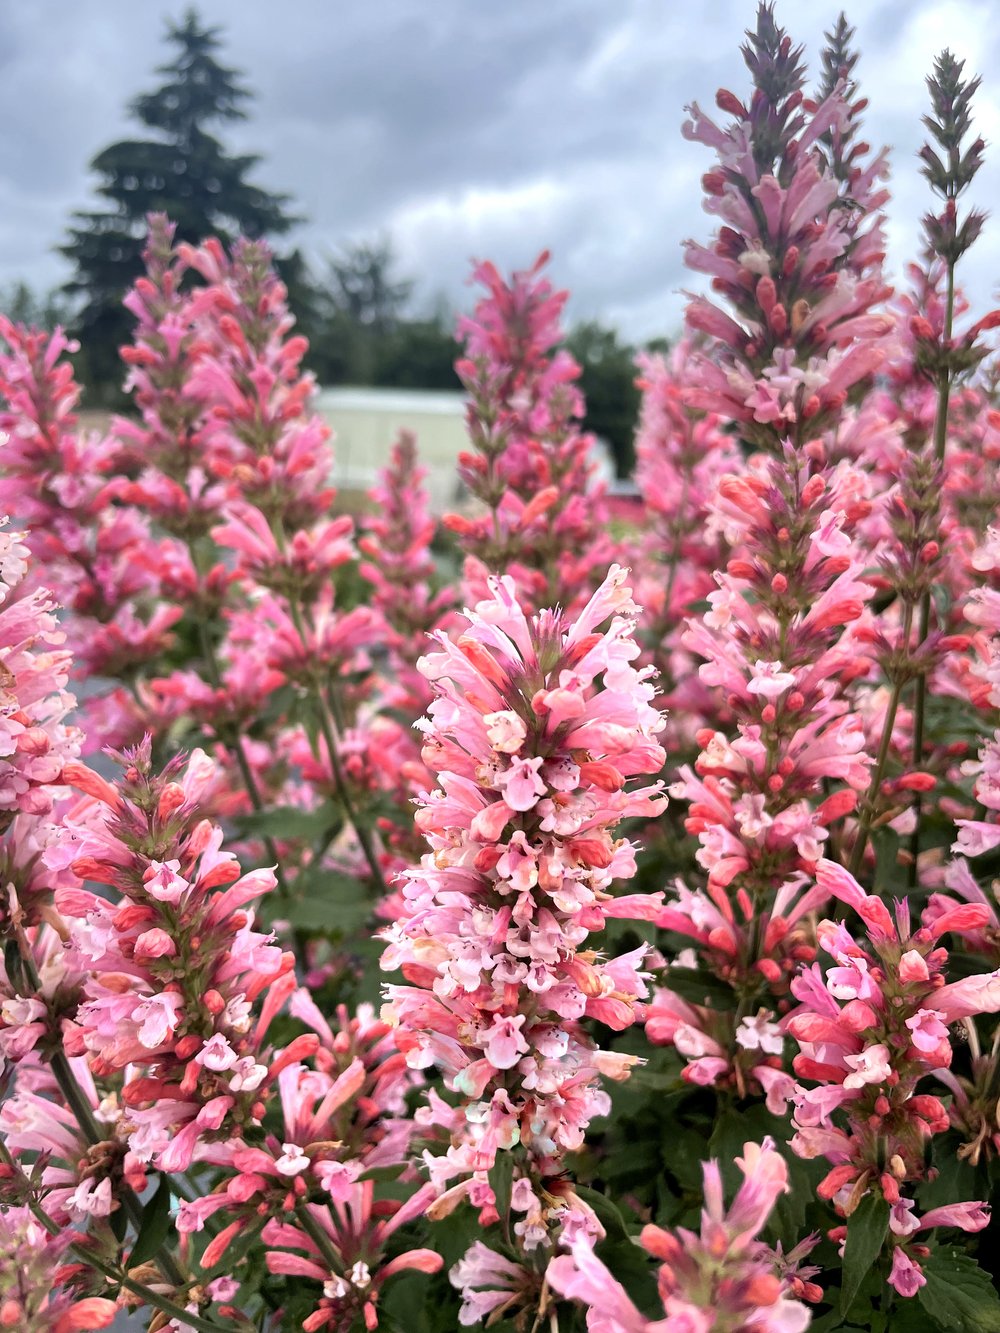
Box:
[840,1194,889,1315]
[565,319,643,478]
[60,7,296,400]
[0,281,69,331]
[128,1174,174,1269]
[919,1249,1000,1331]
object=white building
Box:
[314,385,617,514]
[314,385,469,512]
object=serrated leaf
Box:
[918,1248,1000,1331]
[840,1193,889,1314]
[280,867,373,935]
[128,1174,173,1268]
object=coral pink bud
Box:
[470,802,513,842]
[62,1298,118,1329]
[578,761,625,791]
[69,857,118,886]
[922,904,991,942]
[457,635,509,687]
[157,782,186,820]
[818,1164,857,1199]
[639,1224,683,1262]
[745,1274,783,1306]
[771,573,788,594]
[896,772,936,792]
[519,485,560,528]
[134,929,176,960]
[202,1219,244,1269]
[442,512,478,537]
[727,559,756,579]
[881,1173,901,1204]
[60,761,122,809]
[204,990,226,1015]
[715,88,745,117]
[815,789,857,822]
[756,276,777,315]
[899,950,930,982]
[113,904,156,931]
[910,315,935,340]
[702,169,726,195]
[840,999,878,1032]
[199,860,243,890]
[175,1035,202,1060]
[573,839,613,869]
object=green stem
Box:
[907,258,956,885]
[198,623,292,903]
[294,1201,345,1276]
[0,1144,230,1333]
[11,928,186,1288]
[849,677,906,879]
[285,595,388,899]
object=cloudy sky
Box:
[2,0,1000,342]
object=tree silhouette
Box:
[61,7,297,399]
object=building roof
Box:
[314,386,466,416]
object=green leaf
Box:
[488,1152,514,1223]
[128,1174,173,1269]
[278,867,373,935]
[282,893,371,934]
[840,1194,889,1315]
[232,804,340,842]
[918,1248,1000,1331]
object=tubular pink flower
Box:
[450,253,616,613]
[382,563,665,1239]
[547,1139,813,1332]
[52,742,294,1169]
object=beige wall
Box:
[314,388,468,513]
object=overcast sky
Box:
[2,0,1000,342]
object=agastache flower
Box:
[786,859,990,1292]
[547,1138,816,1332]
[53,742,295,1171]
[448,253,616,612]
[382,565,666,1241]
[658,454,874,1087]
[0,1208,117,1331]
[681,6,892,443]
[0,520,80,833]
[261,1181,442,1332]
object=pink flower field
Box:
[4,5,1000,1330]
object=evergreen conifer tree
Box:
[61,8,297,398]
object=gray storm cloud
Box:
[2,0,1000,340]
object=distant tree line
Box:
[2,9,665,475]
